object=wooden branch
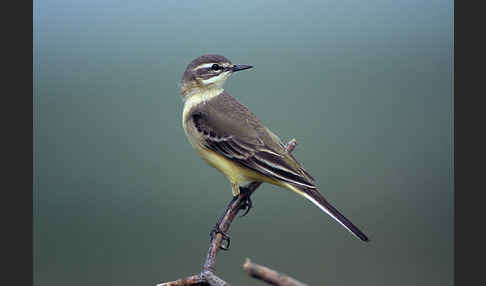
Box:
[157,275,206,286]
[243,258,308,286]
[158,139,298,286]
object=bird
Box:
[180,54,369,242]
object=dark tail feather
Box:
[295,186,369,242]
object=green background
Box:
[34,1,453,285]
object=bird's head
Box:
[180,54,253,98]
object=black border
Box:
[455,1,484,285]
[5,1,33,285]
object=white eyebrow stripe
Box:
[193,63,216,71]
[193,63,232,71]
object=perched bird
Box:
[180,54,369,242]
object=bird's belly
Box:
[195,145,253,185]
[195,144,285,189]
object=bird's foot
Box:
[210,224,231,251]
[238,188,253,217]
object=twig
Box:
[157,275,206,286]
[243,258,308,286]
[158,139,298,286]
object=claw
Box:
[210,224,231,251]
[239,196,253,217]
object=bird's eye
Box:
[211,64,221,71]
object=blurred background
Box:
[34,1,453,285]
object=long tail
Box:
[287,184,369,242]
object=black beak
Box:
[232,64,253,72]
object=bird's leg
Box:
[208,183,256,250]
[231,183,253,216]
[209,194,238,251]
[238,185,253,217]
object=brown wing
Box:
[190,92,316,188]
